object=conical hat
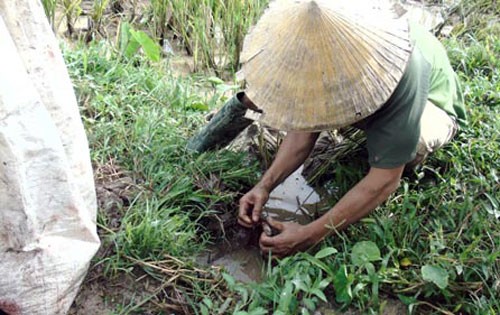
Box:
[240,0,413,131]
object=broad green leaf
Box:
[397,294,417,305]
[119,21,131,56]
[483,192,500,219]
[302,298,316,311]
[202,297,213,308]
[351,241,381,266]
[291,277,307,292]
[303,255,332,275]
[200,304,209,315]
[333,265,352,303]
[219,298,232,314]
[125,37,140,59]
[236,286,249,303]
[207,76,225,85]
[453,304,463,313]
[222,272,236,289]
[318,278,330,289]
[189,101,209,111]
[371,275,379,304]
[315,247,338,259]
[248,307,268,315]
[130,29,161,62]
[422,265,449,289]
[352,282,366,296]
[365,262,376,276]
[277,281,294,312]
[311,288,328,302]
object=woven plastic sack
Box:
[0,1,100,314]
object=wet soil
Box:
[69,160,144,314]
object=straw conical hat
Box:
[240,0,413,131]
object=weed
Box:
[62,0,82,35]
[41,0,57,28]
[155,0,269,74]
[91,0,110,35]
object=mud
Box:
[200,165,333,283]
[316,298,408,315]
[94,160,139,231]
[68,268,156,315]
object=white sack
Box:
[0,1,100,314]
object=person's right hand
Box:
[238,185,270,227]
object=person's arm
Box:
[259,165,404,257]
[238,131,320,227]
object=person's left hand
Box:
[259,219,315,258]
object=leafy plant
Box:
[62,0,82,35]
[41,0,57,28]
[91,0,110,34]
[118,22,161,62]
[153,0,269,74]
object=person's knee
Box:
[418,101,458,155]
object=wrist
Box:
[256,178,274,193]
[304,219,328,245]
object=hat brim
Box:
[240,0,413,131]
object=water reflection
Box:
[199,165,331,283]
[264,165,321,225]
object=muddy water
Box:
[264,165,333,224]
[198,166,332,283]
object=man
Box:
[235,1,466,257]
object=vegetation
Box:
[44,0,500,314]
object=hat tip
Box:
[308,0,320,12]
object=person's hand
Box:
[259,218,316,258]
[238,186,270,227]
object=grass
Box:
[163,0,269,74]
[65,42,261,311]
[62,0,82,35]
[42,0,269,74]
[41,0,57,28]
[90,0,110,35]
[56,0,500,314]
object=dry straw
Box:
[240,0,413,131]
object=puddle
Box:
[199,165,333,283]
[264,165,332,224]
[198,246,265,283]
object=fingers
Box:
[259,232,276,247]
[251,198,265,223]
[266,217,284,231]
[238,198,254,227]
[237,217,253,228]
[258,221,300,258]
[238,188,269,227]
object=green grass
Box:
[65,42,261,311]
[41,0,57,28]
[162,0,269,74]
[41,0,269,74]
[61,1,499,314]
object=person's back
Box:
[411,23,467,125]
[355,23,467,169]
